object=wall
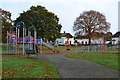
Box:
[76,39,89,44]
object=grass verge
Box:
[2,56,59,78]
[65,52,119,70]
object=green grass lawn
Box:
[65,52,119,70]
[2,57,59,78]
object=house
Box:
[112,31,120,44]
[74,36,89,45]
[56,32,74,45]
[74,35,104,45]
[56,32,105,45]
[56,31,118,45]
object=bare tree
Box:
[73,10,110,45]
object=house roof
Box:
[74,35,88,39]
[61,33,73,38]
[112,31,120,38]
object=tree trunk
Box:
[88,37,91,51]
[88,38,91,45]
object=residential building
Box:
[56,32,74,45]
[56,31,120,45]
[112,31,120,44]
[74,35,104,45]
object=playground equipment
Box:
[7,21,59,55]
[27,26,37,51]
[7,21,26,55]
[42,41,59,53]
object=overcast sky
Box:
[1,0,119,35]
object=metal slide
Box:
[42,41,54,49]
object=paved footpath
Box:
[29,53,118,78]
